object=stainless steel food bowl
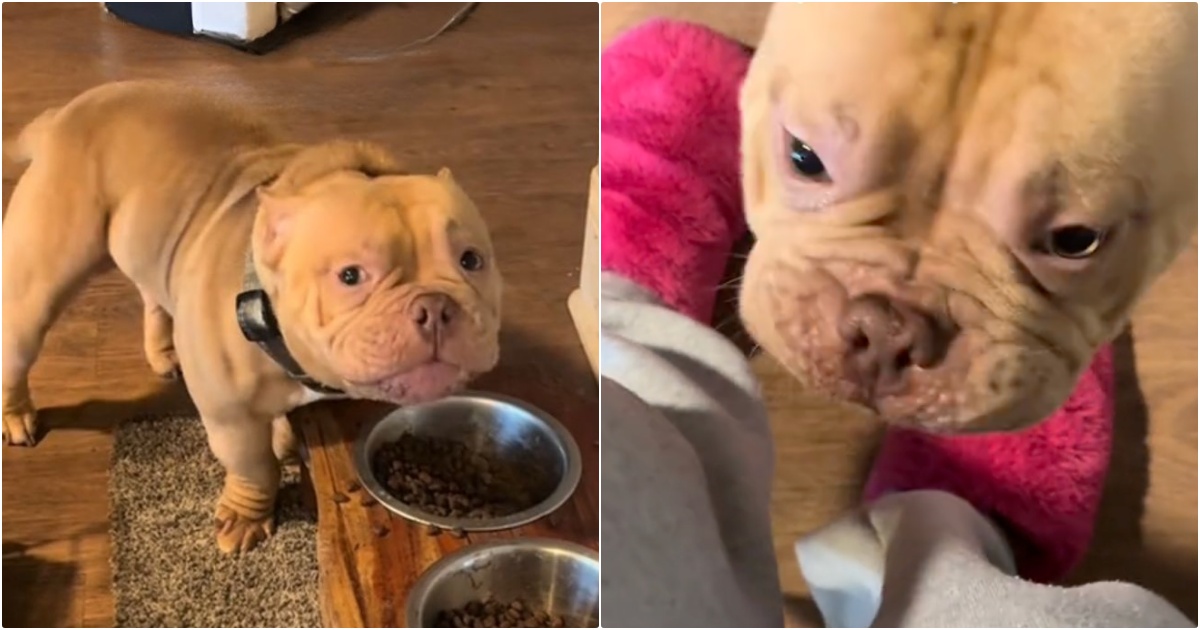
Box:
[406,538,599,628]
[355,391,582,531]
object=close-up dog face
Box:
[739,3,1197,432]
[254,151,502,404]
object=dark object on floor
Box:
[104,2,479,56]
[103,2,305,54]
[104,3,193,36]
[110,415,318,627]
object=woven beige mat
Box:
[110,415,319,627]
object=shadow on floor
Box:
[2,528,108,628]
[782,593,824,628]
[3,546,77,627]
[243,2,386,54]
[1069,328,1197,621]
[35,380,194,441]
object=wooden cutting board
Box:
[294,363,598,627]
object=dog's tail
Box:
[4,107,61,165]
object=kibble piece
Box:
[372,434,552,521]
[331,492,350,504]
[346,480,362,493]
[432,599,583,628]
[359,494,377,507]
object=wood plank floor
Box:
[2,3,598,627]
[603,4,1198,626]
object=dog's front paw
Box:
[2,407,38,446]
[146,347,182,380]
[214,501,276,554]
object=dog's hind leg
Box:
[140,288,180,379]
[2,155,110,446]
[272,415,299,465]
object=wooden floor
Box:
[603,4,1199,626]
[1,3,598,627]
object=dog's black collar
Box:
[236,250,344,395]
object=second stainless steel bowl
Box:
[406,538,600,628]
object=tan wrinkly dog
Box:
[2,81,502,552]
[739,4,1196,432]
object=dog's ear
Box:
[254,141,405,269]
[437,166,454,182]
[252,187,302,269]
[268,140,404,195]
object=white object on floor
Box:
[190,2,279,43]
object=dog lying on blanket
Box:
[2,81,502,552]
[738,3,1197,432]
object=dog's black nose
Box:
[838,293,940,395]
[409,293,457,335]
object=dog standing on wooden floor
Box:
[2,80,502,553]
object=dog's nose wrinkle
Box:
[839,293,940,395]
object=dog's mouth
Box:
[347,360,469,404]
[754,299,1048,432]
[319,301,500,404]
[740,249,1081,433]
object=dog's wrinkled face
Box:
[740,3,1197,432]
[253,148,501,404]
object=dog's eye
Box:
[788,136,827,179]
[338,266,365,286]
[1043,226,1107,259]
[460,249,485,272]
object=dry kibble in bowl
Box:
[372,434,551,519]
[433,598,582,628]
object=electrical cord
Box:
[396,2,479,53]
